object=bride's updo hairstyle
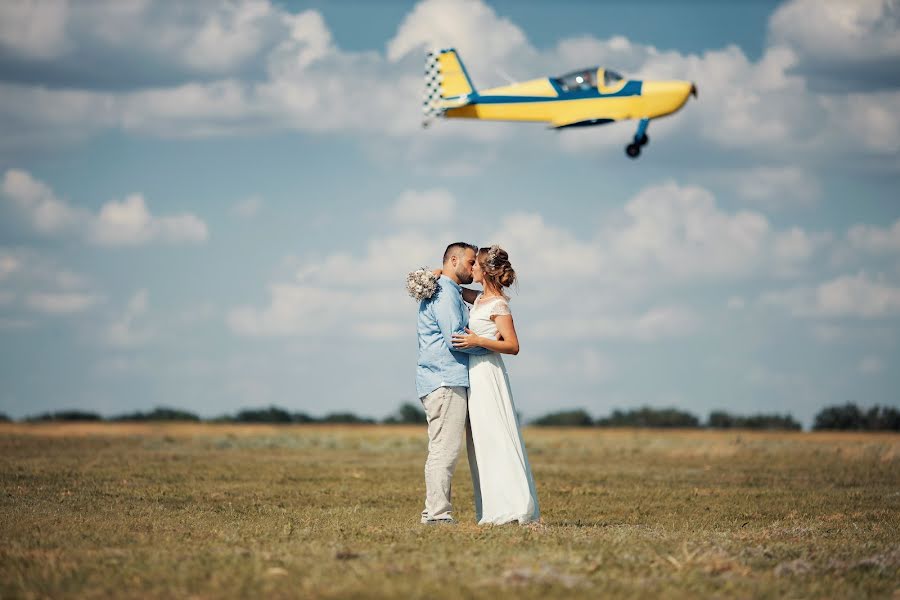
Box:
[478,245,516,289]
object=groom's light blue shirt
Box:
[416,275,489,398]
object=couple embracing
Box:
[415,242,540,525]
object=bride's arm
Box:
[460,288,480,304]
[432,268,480,304]
[452,315,519,355]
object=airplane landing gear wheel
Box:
[626,143,641,158]
[637,133,649,146]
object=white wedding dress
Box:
[466,294,540,525]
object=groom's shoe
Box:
[421,517,458,526]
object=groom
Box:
[416,242,489,525]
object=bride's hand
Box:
[432,268,442,277]
[452,328,480,349]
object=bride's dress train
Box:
[466,294,540,525]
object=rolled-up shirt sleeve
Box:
[434,287,489,356]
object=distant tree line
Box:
[532,407,706,428]
[531,404,898,431]
[114,407,200,422]
[597,407,703,428]
[708,411,801,431]
[383,403,428,424]
[532,407,798,431]
[812,404,900,431]
[6,403,898,432]
[26,410,104,422]
[13,403,427,425]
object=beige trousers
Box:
[419,386,479,522]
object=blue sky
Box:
[1,0,898,426]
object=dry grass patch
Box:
[1,423,898,599]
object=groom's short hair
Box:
[443,242,477,264]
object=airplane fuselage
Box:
[444,75,695,129]
[423,52,696,158]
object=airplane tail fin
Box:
[423,48,477,127]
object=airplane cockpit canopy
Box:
[603,69,624,87]
[554,68,626,92]
[554,68,598,92]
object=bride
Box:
[445,245,540,525]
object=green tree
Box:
[813,404,864,430]
[814,404,900,431]
[291,412,317,423]
[708,411,801,430]
[27,410,103,422]
[321,412,375,424]
[596,407,700,428]
[863,406,900,431]
[112,407,200,421]
[531,409,593,427]
[383,402,427,424]
[234,406,294,423]
[707,411,735,428]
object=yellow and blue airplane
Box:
[423,48,697,158]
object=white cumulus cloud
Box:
[0,0,896,169]
[389,188,456,225]
[729,166,821,207]
[762,271,900,318]
[858,355,883,374]
[847,217,900,254]
[106,289,154,347]
[387,0,529,67]
[25,291,99,315]
[230,196,263,218]
[532,305,699,342]
[2,169,208,246]
[0,0,69,59]
[229,180,826,343]
[768,0,900,91]
[90,193,208,246]
[1,168,81,233]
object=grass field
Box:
[2,423,898,599]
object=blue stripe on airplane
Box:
[472,80,643,105]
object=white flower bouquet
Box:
[407,268,438,301]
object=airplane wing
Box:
[551,117,616,129]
